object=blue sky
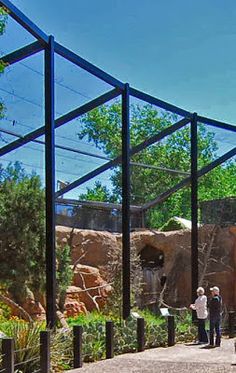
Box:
[0,0,236,198]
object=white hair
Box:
[197,287,205,294]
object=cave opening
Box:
[140,245,164,269]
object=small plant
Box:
[0,319,43,373]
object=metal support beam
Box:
[1,41,43,66]
[54,42,124,89]
[198,115,236,133]
[0,88,121,157]
[191,113,198,303]
[0,0,49,44]
[142,147,236,211]
[56,117,190,198]
[45,35,56,328]
[122,83,130,319]
[130,87,191,118]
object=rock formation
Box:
[56,224,236,313]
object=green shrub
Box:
[0,319,43,373]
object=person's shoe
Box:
[206,344,215,348]
[215,344,221,347]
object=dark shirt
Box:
[208,295,222,320]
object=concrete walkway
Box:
[68,339,236,373]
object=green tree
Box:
[78,102,236,227]
[79,181,117,203]
[0,163,72,315]
[0,162,45,304]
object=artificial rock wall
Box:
[56,225,236,311]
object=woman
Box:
[190,287,208,344]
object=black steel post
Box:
[40,331,50,373]
[2,338,14,373]
[228,311,235,338]
[167,315,175,347]
[191,113,198,304]
[73,325,83,368]
[106,321,114,359]
[137,318,145,352]
[122,83,131,320]
[45,35,56,328]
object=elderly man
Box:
[208,286,222,347]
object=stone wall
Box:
[56,225,236,311]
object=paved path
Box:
[68,339,236,373]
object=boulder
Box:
[72,264,112,312]
[56,226,119,268]
[65,287,88,317]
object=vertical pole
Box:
[2,338,14,373]
[167,315,175,346]
[191,113,198,304]
[137,318,145,352]
[73,325,83,368]
[40,331,50,373]
[229,311,235,338]
[106,321,114,359]
[122,83,131,320]
[45,35,56,328]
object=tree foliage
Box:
[79,181,116,203]
[78,102,236,227]
[0,163,45,303]
[0,163,72,313]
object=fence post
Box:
[168,315,175,346]
[106,321,114,359]
[229,311,235,338]
[137,318,145,352]
[40,330,50,373]
[73,325,83,368]
[2,338,14,373]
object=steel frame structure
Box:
[0,0,236,326]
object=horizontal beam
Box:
[131,161,190,176]
[142,146,236,210]
[0,127,190,176]
[197,115,236,133]
[130,87,191,118]
[1,127,190,178]
[54,42,124,90]
[56,117,190,197]
[56,198,142,212]
[0,0,49,45]
[0,88,121,157]
[1,41,43,66]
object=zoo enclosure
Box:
[0,0,236,327]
